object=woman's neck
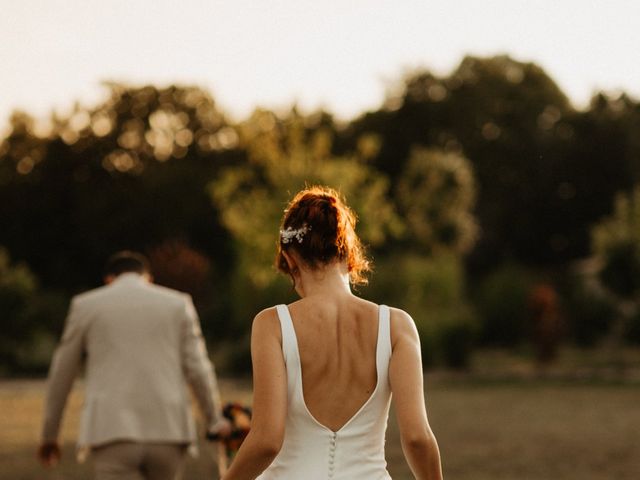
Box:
[297,262,352,299]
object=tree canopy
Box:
[1,54,639,373]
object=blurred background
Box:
[1,1,639,479]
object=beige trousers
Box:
[91,442,188,480]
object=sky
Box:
[1,0,639,127]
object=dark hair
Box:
[275,186,371,285]
[104,251,150,277]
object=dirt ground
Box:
[1,377,639,480]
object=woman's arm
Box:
[389,308,443,480]
[222,308,287,480]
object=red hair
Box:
[276,186,371,285]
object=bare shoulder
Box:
[388,306,420,347]
[251,306,282,342]
[253,306,279,324]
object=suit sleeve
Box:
[180,295,222,429]
[41,297,86,443]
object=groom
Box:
[38,251,229,480]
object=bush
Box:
[624,310,640,345]
[0,249,71,375]
[591,186,640,299]
[598,242,640,298]
[0,249,38,374]
[563,280,617,347]
[147,239,212,301]
[475,263,536,347]
[17,291,70,374]
[436,306,479,369]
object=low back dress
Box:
[257,304,393,480]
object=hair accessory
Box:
[280,224,311,244]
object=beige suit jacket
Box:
[41,273,222,450]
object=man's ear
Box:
[104,275,116,285]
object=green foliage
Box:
[17,291,69,372]
[561,276,616,347]
[591,186,640,299]
[475,263,536,346]
[4,56,640,371]
[0,84,234,291]
[210,110,402,317]
[0,248,37,371]
[341,55,640,270]
[366,253,465,308]
[624,310,640,345]
[437,306,479,369]
[0,248,67,375]
[396,147,477,255]
[599,243,640,299]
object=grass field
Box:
[1,377,639,480]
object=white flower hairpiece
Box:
[280,224,311,244]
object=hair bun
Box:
[276,186,370,285]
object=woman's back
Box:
[257,298,393,480]
[289,296,380,432]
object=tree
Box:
[338,55,640,270]
[592,186,640,299]
[395,147,477,255]
[0,84,235,291]
[590,186,640,351]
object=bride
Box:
[221,186,443,480]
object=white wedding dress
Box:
[257,304,393,480]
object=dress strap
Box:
[377,305,392,363]
[276,304,299,367]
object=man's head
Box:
[104,251,152,284]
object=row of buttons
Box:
[328,432,337,478]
